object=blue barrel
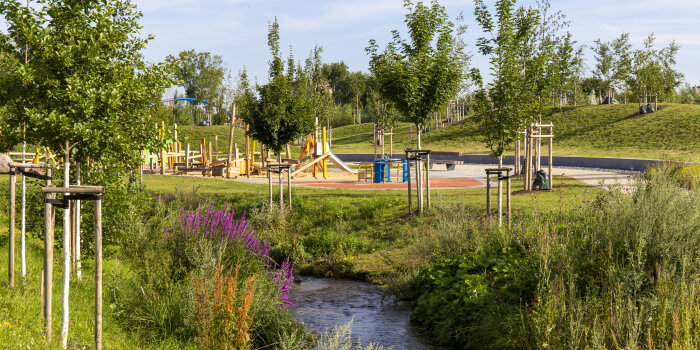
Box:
[373,160,387,183]
[401,160,408,182]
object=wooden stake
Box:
[9,167,16,288]
[287,167,292,210]
[214,135,219,153]
[44,192,55,342]
[227,105,236,178]
[486,172,491,224]
[185,143,190,175]
[406,157,412,214]
[94,198,102,350]
[245,124,250,178]
[507,170,511,229]
[426,153,430,210]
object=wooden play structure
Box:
[514,122,554,191]
[292,126,357,178]
[143,104,359,181]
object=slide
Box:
[327,152,358,174]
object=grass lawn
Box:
[141,174,603,276]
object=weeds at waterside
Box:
[407,166,700,348]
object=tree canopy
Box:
[0,0,173,169]
[366,0,468,148]
[239,18,314,154]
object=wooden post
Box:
[245,124,251,178]
[76,163,81,280]
[94,197,103,350]
[287,167,292,210]
[226,105,236,178]
[208,141,213,168]
[549,125,553,189]
[416,156,423,214]
[515,138,520,176]
[61,145,71,350]
[174,123,178,143]
[322,127,328,179]
[185,143,190,175]
[486,173,491,224]
[268,165,273,206]
[373,123,377,160]
[507,169,511,229]
[406,155,412,214]
[44,192,55,342]
[159,148,165,175]
[425,153,431,210]
[278,156,283,209]
[389,128,393,158]
[214,135,219,153]
[8,167,16,288]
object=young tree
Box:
[592,33,632,90]
[366,0,468,149]
[367,88,399,158]
[239,19,314,204]
[0,0,172,169]
[471,0,538,158]
[627,34,683,101]
[166,50,230,124]
[0,0,172,347]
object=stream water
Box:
[289,277,440,350]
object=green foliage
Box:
[591,32,633,89]
[471,0,567,157]
[239,18,314,154]
[411,245,537,347]
[366,0,467,148]
[406,168,700,348]
[0,0,173,169]
[166,50,231,125]
[627,34,683,101]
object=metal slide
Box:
[327,153,358,174]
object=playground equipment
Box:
[485,167,512,228]
[405,149,431,214]
[638,93,658,114]
[292,126,357,178]
[357,159,406,184]
[515,123,553,191]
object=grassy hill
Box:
[176,103,700,162]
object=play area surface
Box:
[232,163,636,190]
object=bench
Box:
[429,160,463,171]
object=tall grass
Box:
[406,166,700,348]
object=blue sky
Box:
[4,0,700,87]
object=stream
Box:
[289,277,440,350]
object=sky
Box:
[3,0,700,88]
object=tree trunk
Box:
[416,123,421,150]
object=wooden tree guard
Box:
[7,163,49,288]
[486,168,512,228]
[42,186,104,349]
[405,149,431,214]
[516,123,553,191]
